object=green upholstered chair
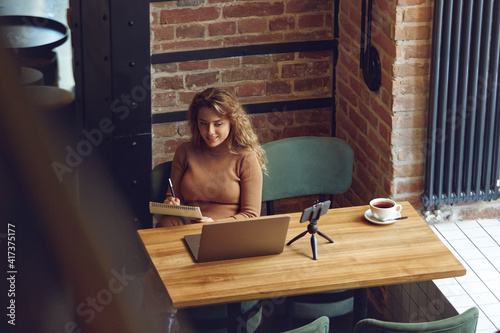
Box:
[150,161,172,202]
[261,136,357,332]
[178,301,263,333]
[353,307,479,333]
[281,316,330,333]
[262,136,354,215]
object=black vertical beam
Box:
[73,0,115,226]
[109,0,152,229]
[73,0,151,231]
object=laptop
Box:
[184,215,291,262]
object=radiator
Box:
[422,0,500,211]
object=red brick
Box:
[267,112,295,128]
[160,7,220,24]
[153,123,178,138]
[298,14,325,29]
[241,55,271,65]
[152,25,175,41]
[393,94,428,112]
[224,33,283,47]
[396,0,426,6]
[176,24,205,39]
[294,78,325,92]
[160,39,222,52]
[152,92,176,107]
[178,92,197,106]
[394,145,426,163]
[348,107,368,134]
[394,60,430,77]
[391,128,426,146]
[298,50,331,60]
[394,111,427,129]
[282,63,308,78]
[238,18,267,34]
[349,77,371,102]
[310,61,331,75]
[185,72,219,89]
[164,138,189,154]
[152,139,166,157]
[153,63,178,73]
[179,60,209,71]
[208,21,236,36]
[210,58,239,68]
[394,24,431,40]
[286,0,333,14]
[150,11,159,25]
[223,3,284,18]
[269,17,295,31]
[283,124,330,137]
[400,42,431,59]
[155,75,183,90]
[337,81,358,107]
[395,178,424,195]
[393,76,429,95]
[404,6,432,22]
[222,66,278,82]
[272,53,295,62]
[267,81,292,95]
[376,31,397,58]
[284,30,333,43]
[394,162,425,178]
[295,108,331,124]
[235,83,266,97]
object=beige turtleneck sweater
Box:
[169,141,263,221]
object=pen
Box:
[168,178,175,199]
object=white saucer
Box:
[364,209,401,225]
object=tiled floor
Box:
[430,218,500,333]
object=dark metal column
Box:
[71,0,151,230]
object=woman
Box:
[144,88,266,332]
[157,87,266,227]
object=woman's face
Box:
[197,106,231,148]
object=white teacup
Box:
[369,198,402,220]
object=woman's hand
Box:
[191,216,214,223]
[164,196,181,205]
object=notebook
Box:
[184,215,291,262]
[149,201,202,219]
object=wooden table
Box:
[138,201,465,327]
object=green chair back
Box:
[262,136,354,203]
[179,300,263,333]
[150,161,172,202]
[353,307,479,333]
[282,316,330,333]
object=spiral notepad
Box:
[149,201,202,219]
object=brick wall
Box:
[334,0,432,210]
[151,0,335,168]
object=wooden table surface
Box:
[137,201,466,309]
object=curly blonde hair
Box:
[188,88,267,172]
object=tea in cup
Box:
[369,198,402,220]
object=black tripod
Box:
[287,201,333,260]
